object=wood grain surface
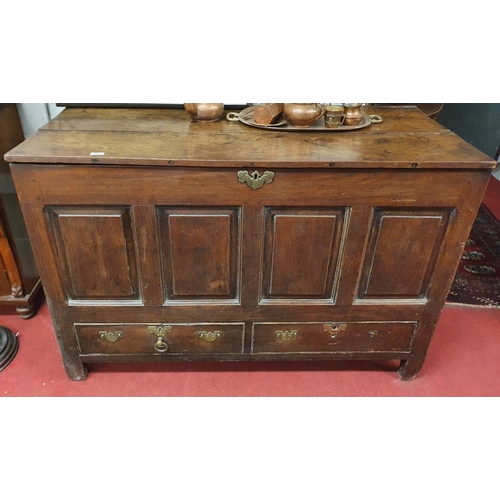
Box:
[6,106,496,381]
[5,107,495,168]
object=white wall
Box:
[16,103,64,139]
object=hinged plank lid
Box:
[4,106,496,169]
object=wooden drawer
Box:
[75,323,245,355]
[252,322,417,354]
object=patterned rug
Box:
[447,204,500,307]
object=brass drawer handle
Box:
[148,325,172,353]
[197,330,222,342]
[324,323,347,338]
[368,114,383,123]
[154,340,168,353]
[238,170,275,190]
[275,330,298,342]
[99,330,123,343]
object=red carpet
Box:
[1,302,499,396]
[1,176,500,396]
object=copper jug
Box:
[342,103,364,126]
[184,103,224,122]
[283,103,326,128]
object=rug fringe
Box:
[445,302,500,309]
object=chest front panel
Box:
[38,166,464,315]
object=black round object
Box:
[0,326,19,371]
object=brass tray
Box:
[227,106,380,131]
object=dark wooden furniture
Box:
[4,106,495,380]
[0,104,41,318]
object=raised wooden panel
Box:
[158,207,240,301]
[262,208,345,301]
[47,207,139,300]
[358,209,451,300]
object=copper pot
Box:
[184,103,224,122]
[342,103,364,126]
[283,103,326,128]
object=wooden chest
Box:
[4,106,495,380]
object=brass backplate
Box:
[99,331,123,343]
[275,330,298,342]
[197,330,222,342]
[148,325,172,339]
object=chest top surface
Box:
[4,106,496,169]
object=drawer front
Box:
[252,322,417,354]
[75,323,244,355]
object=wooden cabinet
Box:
[0,104,42,318]
[4,106,495,380]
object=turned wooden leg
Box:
[16,304,36,319]
[398,357,425,381]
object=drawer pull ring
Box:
[324,323,347,338]
[197,330,222,342]
[148,325,172,353]
[99,331,123,343]
[154,340,168,353]
[238,170,275,190]
[275,330,298,342]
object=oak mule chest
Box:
[5,106,496,381]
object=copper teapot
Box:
[283,103,326,128]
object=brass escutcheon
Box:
[197,330,222,342]
[99,331,123,343]
[238,170,275,190]
[148,325,172,353]
[324,323,347,338]
[275,330,298,342]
